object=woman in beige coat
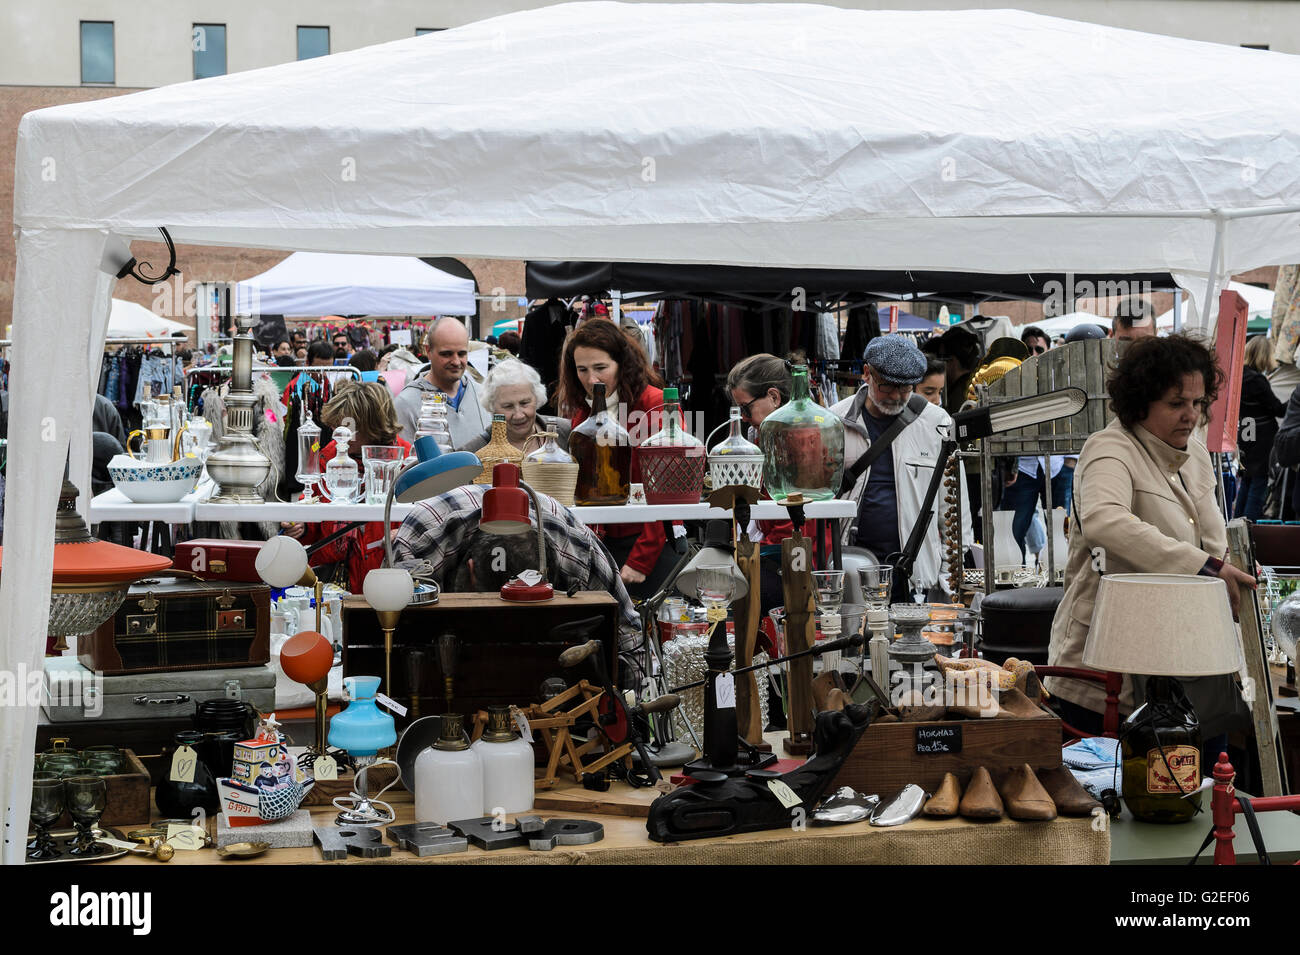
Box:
[1047,335,1256,736]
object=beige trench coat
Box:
[1046,420,1228,715]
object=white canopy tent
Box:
[234,251,476,317]
[9,3,1300,862]
[106,297,194,338]
[1031,312,1110,338]
[1157,281,1276,329]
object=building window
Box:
[193,24,227,79]
[298,26,330,60]
[80,21,114,85]
[416,28,444,36]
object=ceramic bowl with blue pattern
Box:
[109,455,203,503]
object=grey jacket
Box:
[394,373,492,450]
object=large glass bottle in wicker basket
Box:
[638,386,705,505]
[569,382,632,505]
[758,365,844,502]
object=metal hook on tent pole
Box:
[116,228,181,285]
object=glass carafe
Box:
[758,364,845,502]
[708,405,764,491]
[569,382,632,505]
[324,426,360,504]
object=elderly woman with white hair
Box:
[463,358,571,454]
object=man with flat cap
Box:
[832,335,972,602]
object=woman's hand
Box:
[1216,562,1257,619]
[620,564,646,585]
[280,521,305,540]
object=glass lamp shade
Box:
[279,630,334,686]
[394,436,482,503]
[676,547,748,604]
[481,462,531,534]
[1082,574,1243,677]
[255,536,311,589]
[363,568,415,613]
[328,675,396,757]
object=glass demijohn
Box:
[758,365,845,502]
[569,382,632,505]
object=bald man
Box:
[394,317,491,448]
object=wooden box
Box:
[48,749,152,828]
[832,714,1063,796]
[341,592,619,725]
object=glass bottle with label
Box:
[758,364,845,502]
[1121,676,1202,823]
[569,382,632,505]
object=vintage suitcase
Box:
[80,576,271,675]
[44,656,276,722]
[172,539,266,582]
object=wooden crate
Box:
[48,749,151,828]
[831,715,1062,796]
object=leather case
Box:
[172,539,267,582]
[80,575,271,675]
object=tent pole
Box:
[1200,213,1226,334]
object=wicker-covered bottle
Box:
[473,414,525,484]
[522,430,579,506]
[638,387,706,505]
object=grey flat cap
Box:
[864,335,927,385]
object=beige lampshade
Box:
[1082,573,1243,677]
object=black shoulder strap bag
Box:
[837,392,929,498]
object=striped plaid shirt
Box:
[392,484,641,631]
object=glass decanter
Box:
[639,386,705,505]
[324,426,361,504]
[758,364,845,502]
[569,382,632,505]
[708,405,764,491]
[295,407,323,494]
[416,392,453,453]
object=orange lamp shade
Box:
[280,631,335,685]
[0,540,172,586]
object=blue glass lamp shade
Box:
[328,676,397,758]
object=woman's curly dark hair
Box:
[1107,333,1224,430]
[557,319,663,417]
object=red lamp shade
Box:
[0,541,173,586]
[480,462,531,534]
[280,630,335,686]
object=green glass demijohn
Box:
[758,365,845,502]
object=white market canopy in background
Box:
[235,252,476,317]
[1032,312,1110,338]
[1157,281,1275,328]
[107,297,194,338]
[11,2,1300,864]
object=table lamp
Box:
[362,567,415,694]
[480,462,552,602]
[382,435,482,568]
[1082,573,1244,824]
[256,536,326,633]
[0,480,172,653]
[279,629,335,763]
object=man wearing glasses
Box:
[332,333,353,359]
[1021,325,1051,356]
[832,335,972,602]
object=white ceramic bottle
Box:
[470,705,535,814]
[414,713,483,825]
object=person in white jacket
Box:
[831,335,973,600]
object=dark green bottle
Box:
[1121,676,1202,824]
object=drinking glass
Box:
[858,565,894,612]
[812,570,846,637]
[64,776,107,856]
[29,777,66,860]
[362,445,405,506]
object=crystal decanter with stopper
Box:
[295,406,323,498]
[324,426,360,504]
[569,382,632,505]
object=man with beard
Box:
[831,335,972,601]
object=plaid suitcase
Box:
[80,574,270,675]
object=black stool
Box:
[978,587,1062,666]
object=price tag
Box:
[375,692,408,717]
[313,754,338,781]
[715,673,736,709]
[767,779,802,809]
[165,824,204,851]
[513,709,533,743]
[169,745,197,784]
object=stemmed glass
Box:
[64,776,107,856]
[28,776,66,860]
[858,564,894,613]
[812,570,846,637]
